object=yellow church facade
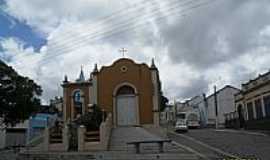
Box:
[62,58,162,127]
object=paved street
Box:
[169,128,270,160]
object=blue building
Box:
[27,113,57,142]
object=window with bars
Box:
[255,99,263,119]
[247,102,254,120]
[263,95,270,117]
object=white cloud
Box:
[4,0,125,34]
[0,38,44,77]
[2,0,270,103]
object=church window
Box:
[73,90,82,105]
[73,90,83,116]
[120,66,128,73]
[117,85,135,95]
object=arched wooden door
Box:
[116,85,137,126]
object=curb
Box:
[171,141,209,160]
[169,131,240,159]
[214,129,269,137]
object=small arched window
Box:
[73,90,82,104]
[117,85,135,95]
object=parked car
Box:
[175,119,188,132]
[176,112,200,129]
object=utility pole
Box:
[214,85,218,129]
[202,93,208,127]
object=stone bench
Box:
[127,139,172,153]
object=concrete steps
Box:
[109,127,198,158]
[100,153,199,160]
[85,131,100,142]
[18,152,199,160]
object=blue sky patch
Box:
[0,3,47,52]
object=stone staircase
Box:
[85,130,100,142]
[49,125,64,144]
[107,127,201,159]
[17,127,201,160]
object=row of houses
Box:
[163,70,270,130]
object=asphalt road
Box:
[169,128,270,160]
[169,132,231,160]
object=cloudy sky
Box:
[1,0,270,104]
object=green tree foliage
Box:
[0,60,42,126]
[160,95,169,112]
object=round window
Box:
[120,66,128,73]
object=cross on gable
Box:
[119,48,127,57]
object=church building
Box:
[62,58,162,127]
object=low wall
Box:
[225,117,270,130]
[44,125,68,151]
[78,113,112,151]
[245,117,270,130]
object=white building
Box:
[176,96,202,112]
[204,85,240,127]
[176,96,206,126]
[0,119,29,149]
[160,105,176,124]
[175,85,240,128]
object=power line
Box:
[3,0,152,62]
[48,0,159,47]
[45,0,196,54]
[13,0,219,68]
[11,0,190,64]
[40,0,210,64]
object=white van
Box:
[187,112,200,128]
[175,113,188,132]
[176,112,200,129]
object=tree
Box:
[160,95,169,112]
[0,60,42,126]
[75,104,103,131]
